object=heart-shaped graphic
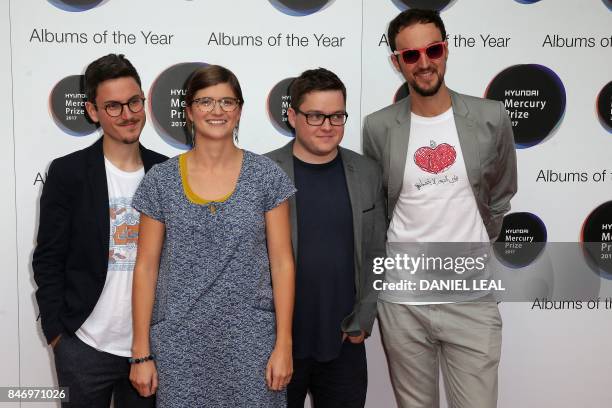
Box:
[414,141,456,174]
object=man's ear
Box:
[287,107,297,129]
[390,54,401,72]
[85,101,100,124]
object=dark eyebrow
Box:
[102,94,141,105]
[304,110,346,114]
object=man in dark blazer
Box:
[33,54,166,407]
[267,68,386,408]
[362,9,517,408]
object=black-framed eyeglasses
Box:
[192,97,241,112]
[95,97,145,117]
[296,109,348,126]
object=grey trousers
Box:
[53,334,155,408]
[377,300,502,408]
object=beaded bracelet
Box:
[128,354,156,364]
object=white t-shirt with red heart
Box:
[387,107,488,244]
[382,107,490,304]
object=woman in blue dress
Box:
[129,65,295,407]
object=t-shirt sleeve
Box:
[132,165,165,223]
[263,159,297,212]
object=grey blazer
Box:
[363,90,518,240]
[266,141,387,335]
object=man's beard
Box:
[116,118,143,144]
[410,72,444,97]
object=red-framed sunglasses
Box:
[393,41,446,64]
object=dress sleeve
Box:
[263,159,296,212]
[132,164,166,223]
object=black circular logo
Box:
[269,0,333,16]
[394,82,411,103]
[48,0,106,12]
[149,62,208,149]
[391,0,456,11]
[582,201,612,277]
[267,77,295,137]
[596,81,612,132]
[514,0,542,4]
[485,64,566,148]
[494,212,547,268]
[49,75,97,136]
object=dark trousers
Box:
[287,341,368,408]
[53,334,155,408]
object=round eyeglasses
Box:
[192,97,241,112]
[96,97,145,117]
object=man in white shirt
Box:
[363,8,517,408]
[33,54,166,407]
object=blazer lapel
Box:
[87,138,110,276]
[450,91,481,194]
[388,98,412,217]
[340,148,362,275]
[139,144,156,172]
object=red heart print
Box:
[414,142,456,174]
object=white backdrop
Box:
[3,0,612,407]
[1,0,20,405]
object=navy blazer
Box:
[32,137,167,344]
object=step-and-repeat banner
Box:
[1,0,611,406]
[1,0,19,397]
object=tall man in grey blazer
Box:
[267,68,386,407]
[363,9,517,408]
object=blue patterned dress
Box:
[132,151,296,407]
